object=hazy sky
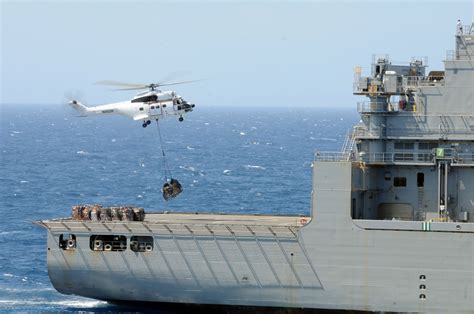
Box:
[1,1,473,107]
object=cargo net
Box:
[162,178,183,201]
[71,204,145,222]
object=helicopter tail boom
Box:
[69,100,89,116]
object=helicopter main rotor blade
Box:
[113,86,150,91]
[96,80,146,88]
[157,79,204,87]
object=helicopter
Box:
[69,80,196,127]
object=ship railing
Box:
[446,49,472,61]
[403,75,444,87]
[358,152,431,164]
[315,150,474,165]
[357,101,418,113]
[314,151,352,162]
[353,126,474,139]
[456,23,473,35]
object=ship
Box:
[36,23,474,312]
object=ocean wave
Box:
[0,230,22,237]
[244,165,266,170]
[186,146,195,150]
[223,169,231,175]
[0,299,107,308]
[0,287,54,292]
[180,165,196,172]
[76,150,88,155]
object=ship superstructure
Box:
[37,23,474,312]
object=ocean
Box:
[0,104,356,312]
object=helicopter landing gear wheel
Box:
[179,116,184,122]
[146,120,151,125]
[142,122,147,128]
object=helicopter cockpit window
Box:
[131,95,158,103]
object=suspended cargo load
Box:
[71,205,145,221]
[162,178,183,201]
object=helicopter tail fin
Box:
[69,100,89,116]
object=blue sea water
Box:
[0,104,357,312]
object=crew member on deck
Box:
[457,19,463,34]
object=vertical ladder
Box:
[417,187,424,221]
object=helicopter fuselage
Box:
[69,91,195,126]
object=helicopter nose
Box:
[182,103,195,112]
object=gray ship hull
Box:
[41,162,474,312]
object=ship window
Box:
[90,235,127,252]
[130,236,154,252]
[394,142,414,150]
[394,177,407,187]
[419,142,438,150]
[59,233,76,250]
[417,173,424,187]
[139,107,144,111]
[151,106,155,109]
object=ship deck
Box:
[36,212,311,238]
[145,212,309,226]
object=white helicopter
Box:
[69,80,196,127]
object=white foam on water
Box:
[180,165,196,172]
[239,132,246,136]
[0,287,54,292]
[223,169,231,175]
[20,180,28,183]
[76,150,88,155]
[186,146,195,150]
[244,165,266,170]
[0,299,107,308]
[0,231,21,236]
[3,273,14,277]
